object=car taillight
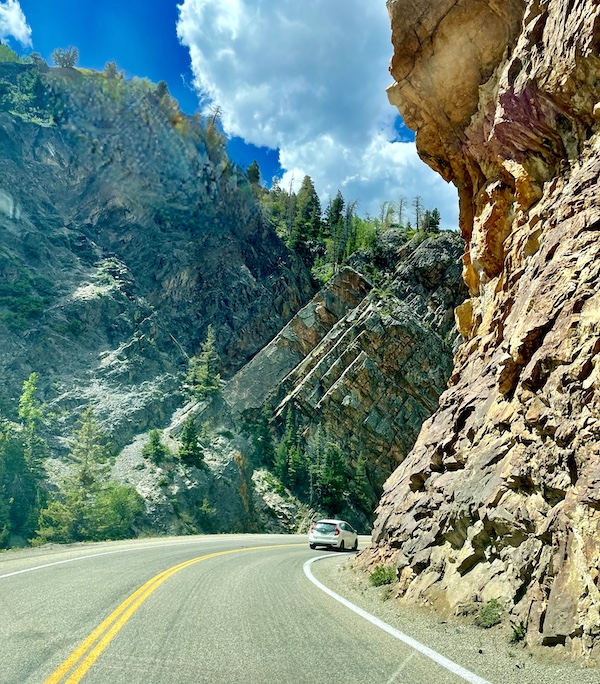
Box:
[334,526,340,536]
[310,524,316,532]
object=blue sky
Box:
[4,0,458,228]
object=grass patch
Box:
[510,620,526,643]
[369,564,395,587]
[475,599,503,628]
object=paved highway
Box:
[0,535,486,684]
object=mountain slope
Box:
[0,61,312,443]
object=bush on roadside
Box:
[369,564,396,587]
[475,598,503,628]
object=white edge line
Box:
[303,554,492,684]
[0,548,135,579]
[0,537,225,580]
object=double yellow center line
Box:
[45,543,300,683]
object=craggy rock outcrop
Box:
[273,234,465,495]
[224,234,465,521]
[222,267,373,415]
[363,0,600,660]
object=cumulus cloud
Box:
[177,0,458,229]
[0,0,32,47]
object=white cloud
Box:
[0,0,31,47]
[177,0,458,229]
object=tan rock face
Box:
[365,0,600,660]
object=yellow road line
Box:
[45,543,302,683]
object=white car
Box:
[308,519,358,551]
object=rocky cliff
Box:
[221,232,465,528]
[362,0,600,660]
[0,61,312,443]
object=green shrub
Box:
[311,260,333,285]
[476,599,503,628]
[510,620,526,643]
[369,564,396,587]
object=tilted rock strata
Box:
[272,234,466,488]
[365,0,600,660]
[225,235,464,511]
[222,267,372,415]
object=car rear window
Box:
[315,523,336,533]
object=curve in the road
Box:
[44,543,301,684]
[304,555,492,684]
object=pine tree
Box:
[325,190,345,238]
[0,419,40,545]
[247,160,261,186]
[51,46,79,68]
[290,175,321,248]
[319,441,346,512]
[18,372,46,471]
[142,429,170,465]
[287,444,309,494]
[12,373,47,538]
[35,408,143,545]
[350,454,372,514]
[104,61,118,79]
[69,407,110,488]
[305,425,326,507]
[274,408,297,486]
[179,416,204,468]
[429,208,441,232]
[183,325,221,401]
[250,403,275,467]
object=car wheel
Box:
[352,538,358,551]
[339,540,345,551]
[309,543,316,549]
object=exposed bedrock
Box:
[363,0,600,660]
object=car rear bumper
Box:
[309,536,341,548]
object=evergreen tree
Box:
[104,61,118,79]
[249,403,275,467]
[320,441,346,512]
[305,424,325,506]
[429,208,441,232]
[289,175,321,248]
[259,176,292,238]
[18,373,48,480]
[142,429,171,465]
[350,454,372,514]
[35,408,143,544]
[178,416,205,468]
[69,406,110,488]
[310,433,346,514]
[274,408,297,486]
[325,190,345,238]
[0,419,40,545]
[183,325,221,401]
[287,444,310,494]
[247,160,261,186]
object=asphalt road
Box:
[0,535,487,684]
